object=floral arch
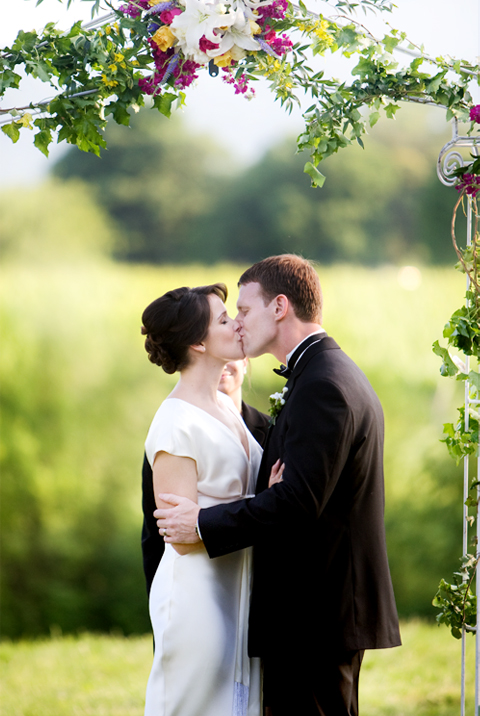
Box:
[1,0,479,709]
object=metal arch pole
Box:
[476,448,480,715]
[461,198,471,716]
[473,198,480,716]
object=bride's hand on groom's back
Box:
[268,459,285,488]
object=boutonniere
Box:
[269,387,288,425]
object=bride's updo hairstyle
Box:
[141,283,228,374]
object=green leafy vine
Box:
[432,189,480,638]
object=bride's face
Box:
[202,294,245,362]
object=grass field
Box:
[0,621,475,716]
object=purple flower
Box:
[469,105,480,124]
[119,0,150,18]
[456,173,480,197]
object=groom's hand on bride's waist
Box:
[155,495,201,544]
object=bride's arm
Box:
[153,452,204,556]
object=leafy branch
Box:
[0,0,477,185]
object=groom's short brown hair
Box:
[239,254,322,323]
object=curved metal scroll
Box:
[437,118,480,186]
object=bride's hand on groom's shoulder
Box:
[268,459,285,488]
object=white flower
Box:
[269,386,288,424]
[206,7,260,57]
[170,0,236,61]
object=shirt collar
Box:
[286,329,326,367]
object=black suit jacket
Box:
[141,400,270,595]
[199,337,401,655]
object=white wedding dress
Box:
[144,392,263,716]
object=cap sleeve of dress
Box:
[145,399,197,468]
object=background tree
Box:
[52,110,232,263]
[52,103,457,265]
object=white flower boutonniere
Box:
[269,386,288,425]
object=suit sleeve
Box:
[199,378,354,558]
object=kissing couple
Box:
[140,254,401,716]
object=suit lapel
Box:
[255,336,340,494]
[284,336,340,394]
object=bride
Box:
[141,282,282,716]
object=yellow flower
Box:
[314,20,333,46]
[114,52,125,63]
[214,51,234,68]
[152,26,176,52]
[105,25,112,35]
[249,19,261,35]
[101,74,118,88]
[109,63,117,73]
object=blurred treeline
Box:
[43,102,456,267]
[0,103,469,638]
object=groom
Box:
[156,254,401,715]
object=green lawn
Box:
[0,621,475,715]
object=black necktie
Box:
[272,333,325,379]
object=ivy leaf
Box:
[33,129,53,157]
[385,103,400,119]
[1,121,21,143]
[382,34,400,53]
[432,341,458,377]
[153,92,177,118]
[304,162,326,187]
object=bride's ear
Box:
[190,343,206,354]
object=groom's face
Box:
[235,282,278,358]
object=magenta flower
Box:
[456,173,480,197]
[160,8,183,24]
[199,35,220,52]
[256,0,288,24]
[469,105,480,124]
[264,27,293,56]
[222,69,255,96]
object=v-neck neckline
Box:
[165,396,251,461]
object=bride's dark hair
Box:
[141,283,228,374]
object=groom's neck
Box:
[273,321,323,364]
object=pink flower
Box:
[469,105,480,124]
[160,8,182,24]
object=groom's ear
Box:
[272,294,289,321]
